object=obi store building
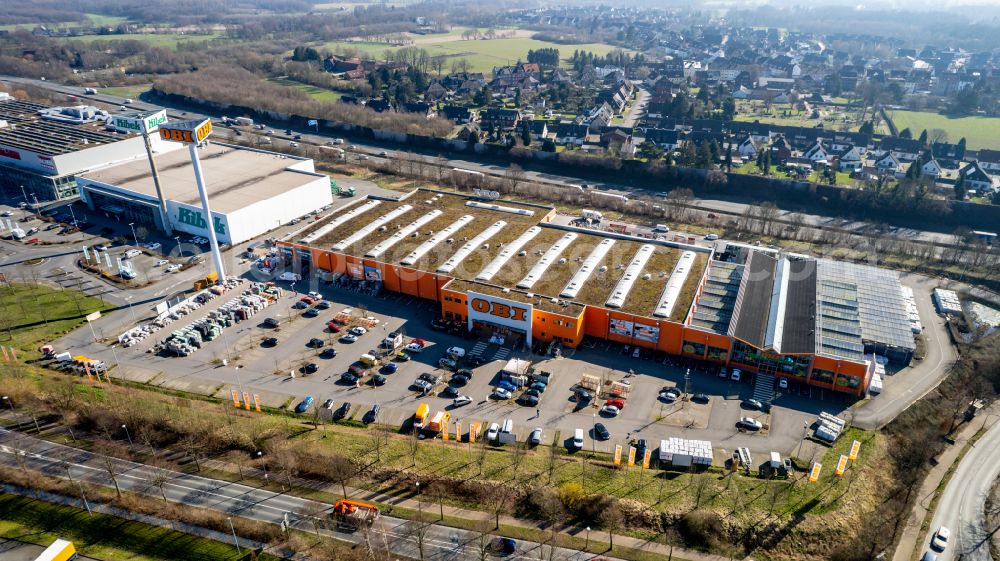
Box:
[76,142,332,245]
[279,189,915,396]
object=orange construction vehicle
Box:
[332,499,380,531]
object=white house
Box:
[875,153,902,176]
[838,146,863,171]
[738,137,759,160]
[803,141,830,164]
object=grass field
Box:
[0,494,277,561]
[54,31,225,48]
[888,110,1000,150]
[0,282,112,357]
[98,84,151,99]
[322,36,627,73]
[266,78,342,102]
[0,14,126,31]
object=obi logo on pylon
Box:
[470,297,529,322]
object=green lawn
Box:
[321,36,628,73]
[98,85,151,99]
[0,494,277,561]
[266,78,343,102]
[888,110,1000,150]
[54,31,225,48]
[0,14,123,32]
[0,283,112,358]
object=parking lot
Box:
[101,273,833,461]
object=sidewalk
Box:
[202,458,732,561]
[891,409,999,561]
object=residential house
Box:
[528,120,550,140]
[556,123,591,145]
[976,150,1000,174]
[424,82,450,102]
[803,141,830,164]
[644,128,680,150]
[441,105,473,124]
[737,137,760,160]
[878,137,923,162]
[920,158,943,178]
[961,161,999,193]
[875,153,903,176]
[401,102,434,117]
[366,98,393,113]
[324,56,363,74]
[480,108,521,130]
[343,68,366,80]
[770,136,793,163]
[837,146,863,171]
[932,141,966,162]
[601,129,635,156]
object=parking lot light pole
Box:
[128,222,140,248]
[795,422,810,459]
[585,526,591,549]
[228,517,241,555]
[121,424,134,451]
[174,236,182,257]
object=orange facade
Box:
[282,241,870,396]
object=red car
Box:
[327,322,341,332]
[605,398,625,410]
[300,296,315,304]
[411,338,426,347]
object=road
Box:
[921,421,1000,561]
[0,75,967,249]
[0,427,617,561]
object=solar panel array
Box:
[816,259,915,357]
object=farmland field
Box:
[54,30,225,48]
[322,34,628,73]
[0,14,127,31]
[266,77,343,102]
[888,110,1000,150]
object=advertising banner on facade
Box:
[609,318,634,337]
[363,265,382,282]
[347,263,363,278]
[634,323,660,343]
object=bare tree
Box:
[297,500,329,536]
[94,441,125,498]
[408,428,420,468]
[149,459,173,503]
[486,485,511,530]
[599,499,623,549]
[178,434,203,472]
[272,444,299,491]
[509,439,528,479]
[328,454,357,498]
[503,164,527,195]
[474,520,495,561]
[426,479,449,520]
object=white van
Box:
[572,428,585,449]
[278,272,302,282]
[654,224,670,233]
[486,422,500,441]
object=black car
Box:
[262,337,278,347]
[293,301,309,309]
[518,393,539,407]
[303,308,320,318]
[333,402,351,420]
[293,134,302,141]
[341,372,360,384]
[307,338,325,348]
[430,320,447,331]
[440,385,459,398]
[692,393,710,403]
[575,389,593,402]
[302,363,319,374]
[418,372,440,384]
[635,438,648,457]
[594,423,611,440]
[263,318,280,328]
[450,374,469,387]
[456,368,474,379]
[467,356,486,367]
[370,374,387,386]
[315,300,330,310]
[320,348,337,359]
[362,404,380,423]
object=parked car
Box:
[486,423,500,441]
[327,322,342,332]
[412,379,433,392]
[453,395,473,407]
[631,347,641,359]
[371,374,387,386]
[778,378,789,390]
[529,428,543,445]
[341,372,360,384]
[518,393,539,406]
[315,300,330,310]
[440,385,459,398]
[350,326,367,336]
[742,399,763,410]
[155,259,169,267]
[600,404,620,416]
[492,387,512,400]
[341,334,358,343]
[262,337,278,347]
[705,233,719,241]
[405,342,424,353]
[446,346,466,358]
[320,348,337,359]
[736,417,762,431]
[594,423,611,440]
[692,393,710,403]
[302,362,319,374]
[731,369,742,382]
[307,338,325,348]
[529,381,547,392]
[333,402,351,420]
[303,308,320,318]
[395,351,410,361]
[362,404,380,424]
[294,396,314,413]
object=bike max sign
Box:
[176,207,226,237]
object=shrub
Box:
[678,510,725,550]
[556,482,584,512]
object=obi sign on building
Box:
[467,291,533,345]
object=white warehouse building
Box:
[77,143,333,245]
